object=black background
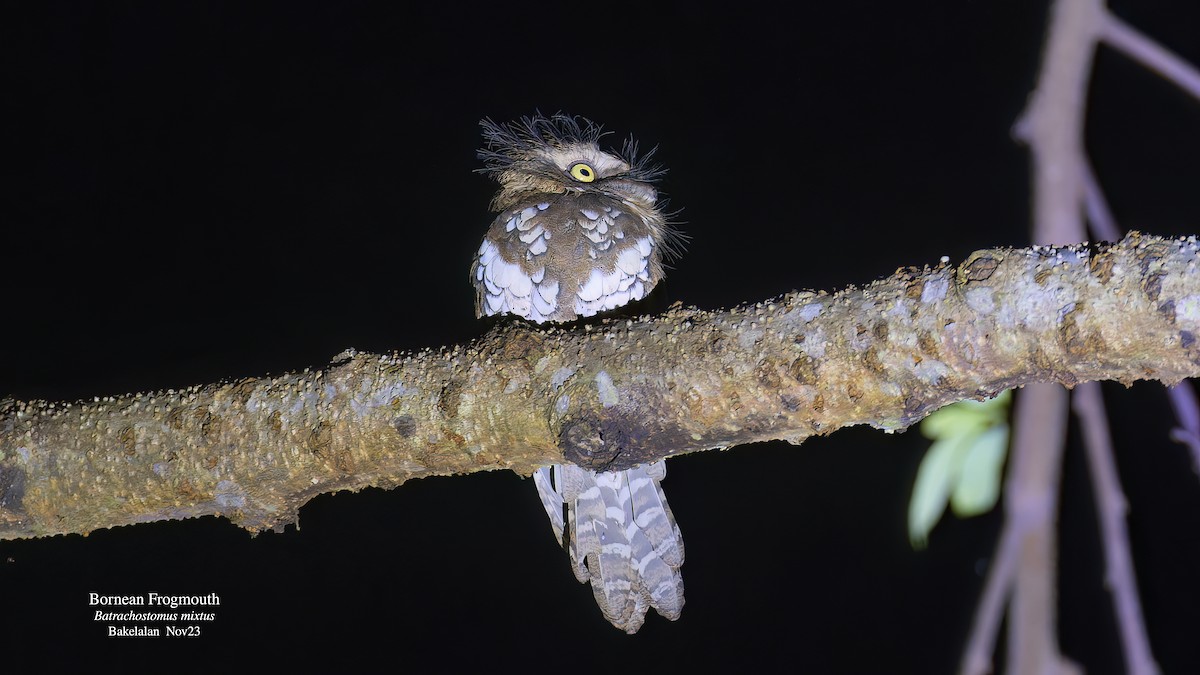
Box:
[4,2,1200,672]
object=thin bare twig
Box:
[1101,13,1200,102]
[959,525,1019,675]
[1005,385,1078,675]
[1073,382,1161,675]
[1166,382,1200,475]
[1080,156,1120,243]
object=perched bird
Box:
[470,113,686,632]
[471,113,682,323]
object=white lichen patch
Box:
[965,287,995,315]
[504,374,529,394]
[738,325,765,350]
[595,371,619,408]
[993,297,1023,330]
[1176,295,1200,324]
[799,327,828,359]
[1048,247,1086,267]
[1014,284,1078,332]
[887,298,913,321]
[214,480,246,509]
[551,366,577,390]
[556,394,571,414]
[921,278,949,304]
[288,389,321,417]
[350,381,415,419]
[790,302,823,324]
[878,381,903,399]
[912,357,951,385]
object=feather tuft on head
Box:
[477,112,664,185]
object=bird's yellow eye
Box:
[569,163,597,183]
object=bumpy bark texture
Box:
[1,231,1197,540]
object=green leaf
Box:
[908,433,970,549]
[921,409,987,441]
[909,390,1012,549]
[920,389,1011,439]
[950,423,1009,517]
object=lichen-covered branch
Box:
[2,231,1198,540]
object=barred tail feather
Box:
[533,461,685,633]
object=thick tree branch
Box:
[1,232,1198,541]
